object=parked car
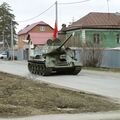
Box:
[0,52,7,59]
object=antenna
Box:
[106,0,110,20]
[106,0,110,13]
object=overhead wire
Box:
[59,0,91,5]
[17,0,91,23]
[18,3,55,22]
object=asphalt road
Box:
[0,60,120,120]
[0,60,120,99]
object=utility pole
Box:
[55,1,58,38]
[2,30,5,50]
[11,20,14,61]
[55,1,58,26]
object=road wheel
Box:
[72,67,81,75]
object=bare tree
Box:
[82,41,103,67]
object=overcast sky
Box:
[0,0,120,32]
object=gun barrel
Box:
[58,34,72,49]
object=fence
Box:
[8,49,24,60]
[101,49,120,68]
[74,48,120,68]
[8,48,120,68]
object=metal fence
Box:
[101,49,120,68]
[74,48,120,68]
[8,48,120,68]
[8,49,24,60]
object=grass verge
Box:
[83,67,120,72]
[0,72,119,117]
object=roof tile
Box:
[18,21,50,35]
[67,12,120,30]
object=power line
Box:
[18,3,55,22]
[17,0,91,23]
[59,0,91,5]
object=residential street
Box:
[0,60,120,120]
[0,60,120,99]
[0,0,120,119]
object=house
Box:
[18,21,54,59]
[18,21,54,49]
[59,12,120,48]
[58,12,120,68]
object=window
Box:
[93,33,100,44]
[116,34,120,44]
[40,26,45,32]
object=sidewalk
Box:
[9,60,27,65]
[0,111,120,120]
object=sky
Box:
[0,0,120,33]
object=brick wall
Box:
[18,34,26,49]
[18,24,54,49]
[30,25,53,33]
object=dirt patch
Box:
[0,72,120,117]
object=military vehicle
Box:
[28,34,82,76]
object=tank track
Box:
[28,61,81,76]
[53,66,81,75]
[28,61,52,76]
[72,66,81,75]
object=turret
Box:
[57,34,72,50]
[45,33,73,56]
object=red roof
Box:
[66,12,120,30]
[18,21,53,35]
[28,33,53,45]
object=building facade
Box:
[59,12,120,48]
[58,12,120,68]
[18,21,54,59]
[18,21,54,49]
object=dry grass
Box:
[0,72,119,117]
[83,67,120,72]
